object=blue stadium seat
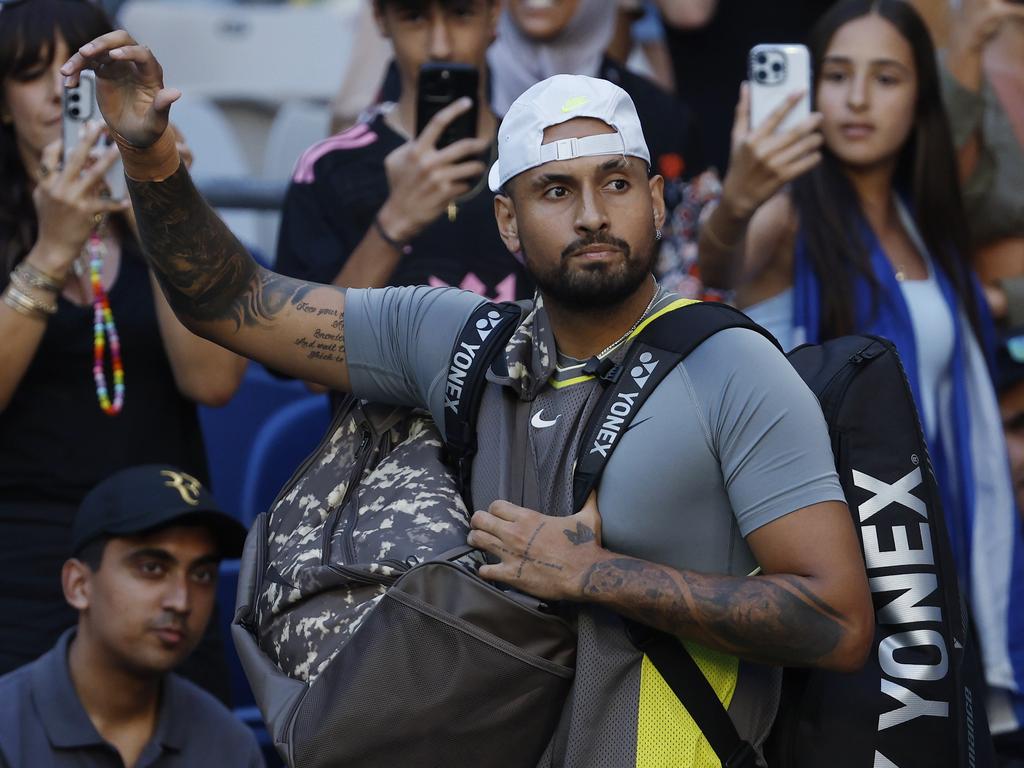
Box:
[239,395,332,528]
[198,364,312,522]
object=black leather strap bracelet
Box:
[373,215,408,252]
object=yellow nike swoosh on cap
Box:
[561,96,588,113]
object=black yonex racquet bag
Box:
[769,333,993,768]
[571,302,994,768]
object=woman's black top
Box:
[0,236,209,512]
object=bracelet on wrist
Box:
[3,284,57,319]
[373,215,409,253]
[13,260,62,293]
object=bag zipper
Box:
[327,561,405,587]
[320,426,374,565]
[817,341,883,427]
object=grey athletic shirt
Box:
[345,285,845,757]
[344,285,843,573]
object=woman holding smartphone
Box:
[0,0,244,687]
[698,0,1024,754]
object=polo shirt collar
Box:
[30,627,186,754]
[31,629,105,750]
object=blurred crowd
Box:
[1,0,1023,765]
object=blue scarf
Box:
[792,220,1024,733]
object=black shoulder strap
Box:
[627,622,759,768]
[442,301,522,510]
[572,300,776,768]
[571,300,778,512]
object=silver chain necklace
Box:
[556,283,661,373]
[595,284,660,359]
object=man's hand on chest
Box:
[467,492,605,602]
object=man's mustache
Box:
[561,233,631,261]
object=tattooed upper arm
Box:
[127,164,353,390]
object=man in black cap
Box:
[0,465,263,768]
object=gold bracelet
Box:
[3,284,57,318]
[13,260,61,292]
[9,269,59,304]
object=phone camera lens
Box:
[69,107,80,117]
[756,53,767,65]
[69,93,80,103]
[772,62,783,72]
[755,70,768,82]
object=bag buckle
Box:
[724,741,757,768]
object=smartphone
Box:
[62,70,126,200]
[416,63,479,149]
[748,44,812,134]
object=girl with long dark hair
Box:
[698,0,1024,744]
[0,0,245,686]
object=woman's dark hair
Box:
[0,0,113,284]
[790,0,979,340]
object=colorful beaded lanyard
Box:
[85,228,125,415]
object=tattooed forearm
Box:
[127,165,312,329]
[580,558,844,667]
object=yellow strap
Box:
[546,298,701,389]
[636,642,739,768]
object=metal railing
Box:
[195,177,288,211]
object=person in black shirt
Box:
[276,0,532,303]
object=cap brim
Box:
[106,508,248,559]
[488,160,502,193]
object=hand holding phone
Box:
[720,54,824,223]
[376,66,490,244]
[32,127,127,269]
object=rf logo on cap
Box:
[160,470,203,506]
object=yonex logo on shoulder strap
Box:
[445,341,481,414]
[630,352,659,389]
[589,347,665,458]
[476,310,503,341]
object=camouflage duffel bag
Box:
[232,303,576,768]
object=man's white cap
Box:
[488,74,651,193]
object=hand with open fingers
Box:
[376,97,491,244]
[32,130,130,276]
[720,83,823,221]
[955,0,1024,54]
[467,493,605,602]
[60,30,181,151]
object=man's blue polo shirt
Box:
[0,629,262,767]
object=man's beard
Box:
[523,230,657,312]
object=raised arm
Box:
[697,84,821,293]
[61,31,353,391]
